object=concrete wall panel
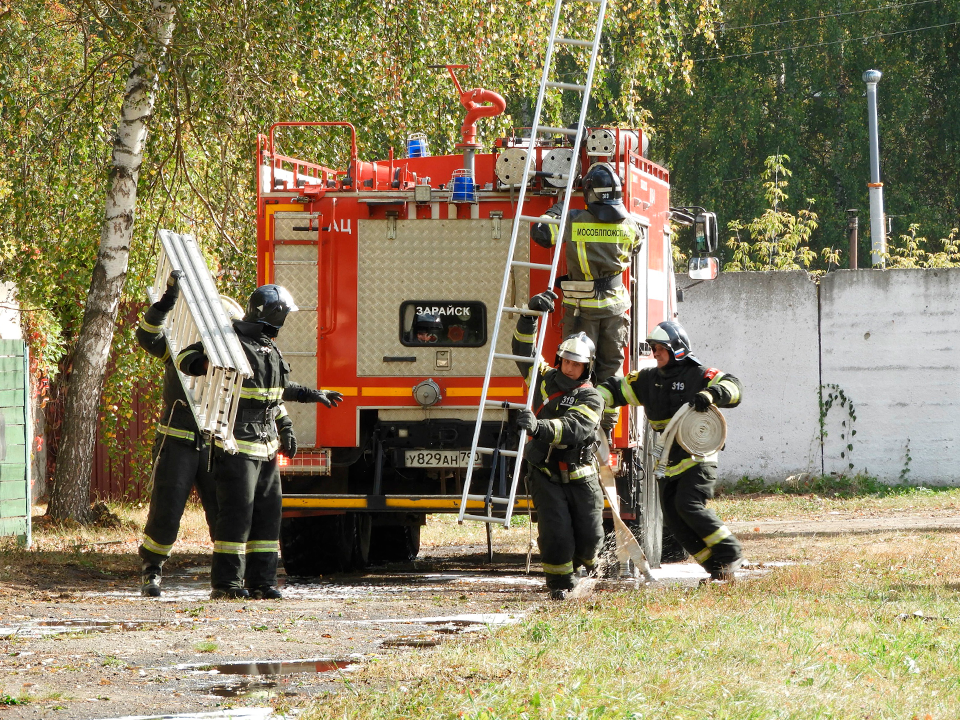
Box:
[820,269,960,484]
[676,271,822,482]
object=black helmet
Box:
[582,162,628,222]
[244,285,298,328]
[414,313,443,334]
[554,331,596,380]
[646,321,693,362]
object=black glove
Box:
[300,388,343,408]
[545,201,564,218]
[690,390,714,412]
[528,290,557,314]
[279,428,297,458]
[154,270,183,312]
[517,408,540,437]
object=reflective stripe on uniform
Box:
[620,373,641,406]
[514,328,536,344]
[703,526,732,548]
[545,418,563,445]
[717,379,741,404]
[665,456,701,477]
[177,348,202,368]
[246,540,279,554]
[157,424,195,442]
[561,289,630,309]
[239,387,284,401]
[649,418,670,431]
[276,404,288,420]
[567,463,597,481]
[694,547,713,564]
[542,561,574,576]
[140,318,162,333]
[597,385,614,407]
[216,436,280,459]
[568,403,600,424]
[141,534,174,557]
[214,541,246,556]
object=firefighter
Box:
[597,320,745,582]
[178,284,340,600]
[530,162,643,383]
[413,313,443,343]
[514,290,605,600]
[135,270,218,598]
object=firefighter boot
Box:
[140,564,162,598]
[210,587,250,600]
[249,586,283,600]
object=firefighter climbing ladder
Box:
[148,230,253,454]
[458,0,609,527]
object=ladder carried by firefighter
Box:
[148,230,253,454]
[458,0,610,527]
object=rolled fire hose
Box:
[653,403,728,474]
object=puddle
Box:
[0,618,193,637]
[97,709,284,720]
[174,657,356,700]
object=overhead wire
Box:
[695,18,960,62]
[699,0,940,35]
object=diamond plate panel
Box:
[277,310,317,354]
[358,219,530,377]
[274,212,320,241]
[274,245,318,312]
[283,355,317,447]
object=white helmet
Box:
[554,331,596,380]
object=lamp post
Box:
[863,69,885,267]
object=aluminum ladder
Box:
[458,0,610,527]
[148,230,253,454]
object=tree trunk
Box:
[47,1,178,522]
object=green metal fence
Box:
[0,340,30,547]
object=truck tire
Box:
[354,513,372,570]
[639,421,663,568]
[279,515,357,576]
[369,523,421,564]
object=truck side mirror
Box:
[688,256,719,280]
[694,212,718,254]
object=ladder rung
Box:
[466,494,512,505]
[494,352,537,364]
[518,214,560,225]
[502,304,548,316]
[483,400,526,411]
[556,37,592,48]
[537,126,579,136]
[510,260,553,272]
[546,81,587,92]
[475,443,521,456]
[460,514,509,526]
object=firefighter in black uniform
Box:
[530,162,643,383]
[514,290,605,600]
[178,284,342,600]
[135,270,218,597]
[598,320,745,581]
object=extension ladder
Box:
[148,230,253,454]
[458,0,610,526]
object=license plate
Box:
[403,449,481,468]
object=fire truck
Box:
[255,73,718,577]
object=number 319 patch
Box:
[672,381,685,391]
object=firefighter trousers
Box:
[562,309,629,383]
[210,450,282,591]
[529,466,605,590]
[657,463,742,573]
[139,437,218,574]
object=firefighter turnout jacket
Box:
[513,314,604,483]
[136,301,202,447]
[598,360,743,477]
[177,320,293,459]
[531,208,643,316]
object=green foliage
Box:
[886,224,960,268]
[717,472,940,499]
[724,154,823,270]
[0,694,30,706]
[820,383,856,471]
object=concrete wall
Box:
[677,271,822,482]
[675,268,960,484]
[821,269,960,484]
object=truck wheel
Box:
[369,523,421,564]
[354,513,372,570]
[279,515,357,577]
[639,421,663,568]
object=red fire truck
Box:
[255,76,717,576]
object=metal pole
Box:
[847,209,859,269]
[863,69,885,267]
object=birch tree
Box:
[46,0,178,522]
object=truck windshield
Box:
[400,301,487,347]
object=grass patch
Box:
[194,641,218,653]
[302,531,960,719]
[0,693,30,706]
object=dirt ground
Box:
[2,509,959,720]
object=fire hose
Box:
[652,404,727,473]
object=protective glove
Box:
[279,428,298,458]
[300,388,343,407]
[517,408,540,437]
[690,390,714,412]
[154,270,184,312]
[528,289,557,314]
[545,201,564,219]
